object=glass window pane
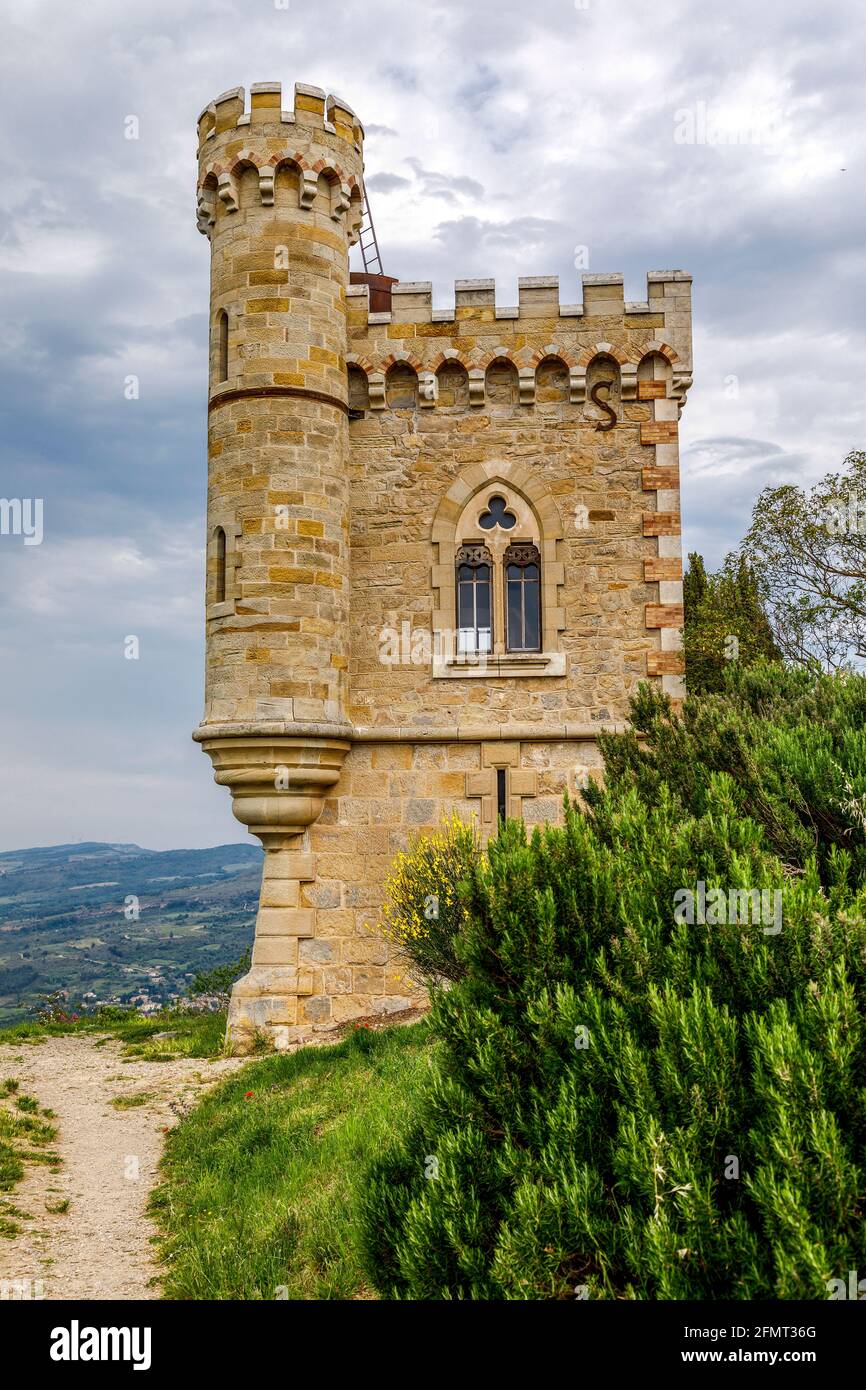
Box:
[524,581,540,650]
[476,576,491,629]
[456,554,494,653]
[507,580,522,650]
[457,581,474,630]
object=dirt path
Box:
[0,1035,246,1300]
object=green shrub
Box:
[587,664,866,883]
[360,668,866,1300]
[379,813,481,985]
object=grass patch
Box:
[151,1019,432,1300]
[45,1198,69,1215]
[0,1147,24,1191]
[0,1194,31,1236]
[0,1008,232,1061]
[0,1108,57,1148]
[0,1083,58,1194]
[110,1091,155,1111]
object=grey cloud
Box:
[365,172,412,193]
[681,437,812,568]
[432,214,564,251]
[0,0,863,848]
[404,157,485,201]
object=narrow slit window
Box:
[456,544,492,655]
[504,543,542,652]
[496,768,507,825]
[214,526,227,604]
[217,310,228,383]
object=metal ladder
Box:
[358,187,383,275]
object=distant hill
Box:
[0,841,262,1023]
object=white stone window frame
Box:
[207,516,242,620]
[431,465,565,680]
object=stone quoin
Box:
[193,80,692,1051]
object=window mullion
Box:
[493,557,505,654]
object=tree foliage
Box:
[189,948,251,998]
[683,552,780,694]
[741,450,866,670]
[589,664,866,884]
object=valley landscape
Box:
[0,842,260,1024]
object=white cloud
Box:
[3,527,201,633]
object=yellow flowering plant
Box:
[379,812,482,985]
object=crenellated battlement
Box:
[197,81,364,150]
[347,271,690,331]
[196,81,365,241]
[346,270,693,408]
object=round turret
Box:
[195,81,364,733]
[193,81,366,1052]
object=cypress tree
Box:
[684,551,780,694]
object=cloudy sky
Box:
[0,0,863,851]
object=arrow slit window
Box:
[207,517,242,620]
[216,310,228,383]
[496,768,507,824]
[215,526,227,604]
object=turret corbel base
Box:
[194,731,351,1052]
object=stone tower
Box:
[194,80,692,1051]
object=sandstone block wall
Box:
[345,271,692,728]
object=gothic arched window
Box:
[431,468,566,679]
[456,543,492,654]
[504,543,541,652]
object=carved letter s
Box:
[589,379,617,431]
